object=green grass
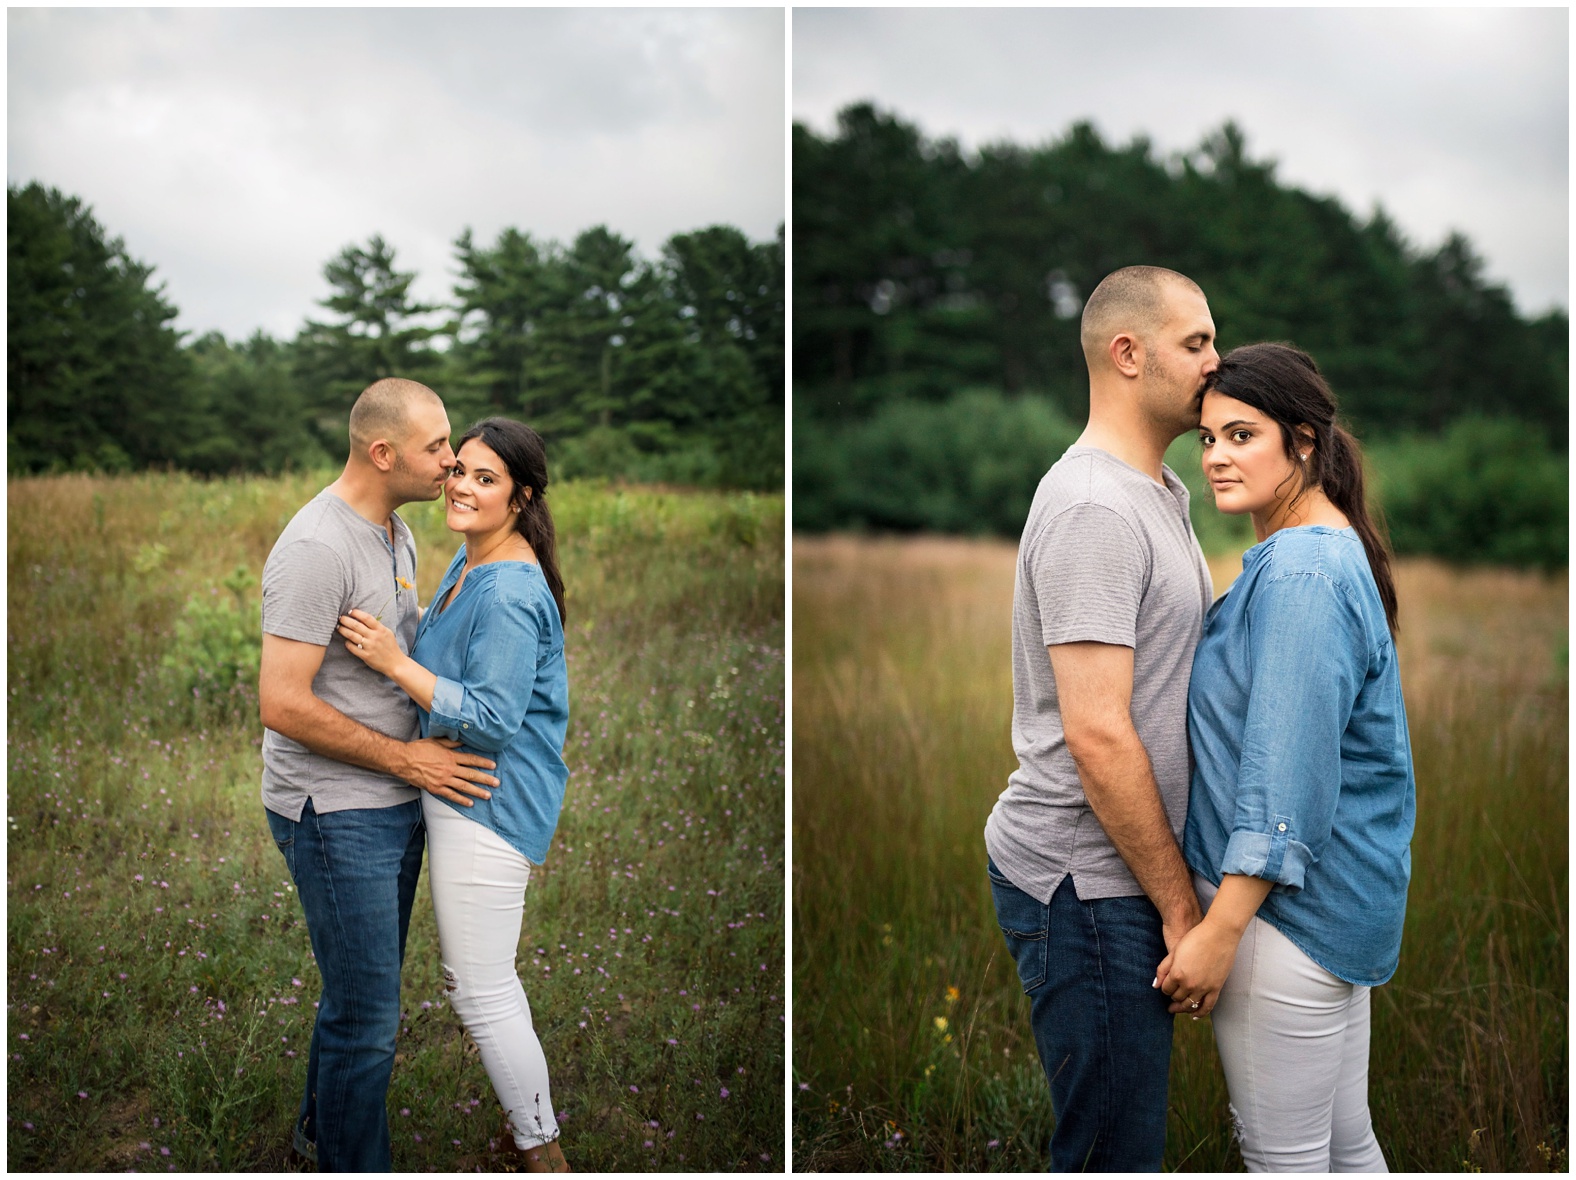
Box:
[7,471,784,1171]
[791,535,1566,1172]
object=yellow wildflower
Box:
[373,576,416,622]
[945,985,961,1005]
[933,1016,948,1033]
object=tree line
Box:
[8,182,784,489]
[793,104,1566,565]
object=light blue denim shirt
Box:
[412,547,569,866]
[1184,526,1415,986]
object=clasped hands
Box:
[1155,914,1240,1019]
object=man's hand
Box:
[397,737,499,807]
[261,634,496,802]
[1162,903,1204,956]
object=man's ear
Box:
[367,439,396,473]
[1109,331,1142,378]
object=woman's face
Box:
[445,438,520,537]
[1198,391,1303,518]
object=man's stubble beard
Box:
[1141,356,1206,441]
[390,449,446,506]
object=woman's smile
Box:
[444,438,520,537]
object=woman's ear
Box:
[1294,424,1316,462]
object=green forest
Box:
[8,182,784,489]
[793,104,1568,567]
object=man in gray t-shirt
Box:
[983,267,1218,1171]
[258,378,498,1171]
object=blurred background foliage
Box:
[9,183,784,490]
[793,104,1567,568]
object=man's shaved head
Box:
[347,378,444,453]
[1080,266,1205,369]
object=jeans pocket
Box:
[989,868,1049,995]
[274,833,296,877]
[265,811,298,878]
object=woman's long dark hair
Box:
[1206,343,1399,636]
[458,417,567,626]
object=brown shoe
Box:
[498,1115,570,1173]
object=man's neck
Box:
[327,465,400,532]
[1075,416,1172,483]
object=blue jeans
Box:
[988,858,1173,1171]
[267,798,425,1172]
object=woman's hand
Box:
[1154,917,1242,1017]
[1156,873,1271,1018]
[337,608,403,676]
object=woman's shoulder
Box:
[1256,526,1365,581]
[477,561,557,617]
[1250,527,1384,632]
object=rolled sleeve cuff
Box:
[428,676,468,739]
[1220,829,1313,894]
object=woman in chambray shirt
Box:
[337,417,572,1172]
[1156,343,1415,1172]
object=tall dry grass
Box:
[792,535,1566,1172]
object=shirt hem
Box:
[434,793,550,867]
[1190,867,1398,987]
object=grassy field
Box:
[791,534,1566,1172]
[7,472,785,1171]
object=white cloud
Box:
[9,7,785,340]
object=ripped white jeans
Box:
[424,794,559,1149]
[1197,875,1388,1173]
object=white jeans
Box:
[424,795,559,1149]
[1197,875,1388,1173]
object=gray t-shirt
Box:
[260,490,422,818]
[984,445,1213,903]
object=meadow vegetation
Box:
[8,471,784,1171]
[791,535,1566,1172]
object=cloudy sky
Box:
[795,7,1567,316]
[10,7,785,341]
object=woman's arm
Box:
[1223,572,1367,892]
[1155,874,1273,1015]
[338,608,438,711]
[1159,571,1369,1015]
[424,592,543,753]
[344,583,547,754]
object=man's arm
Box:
[258,633,498,807]
[1048,640,1201,950]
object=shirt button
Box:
[462,723,470,730]
[1277,822,1287,832]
